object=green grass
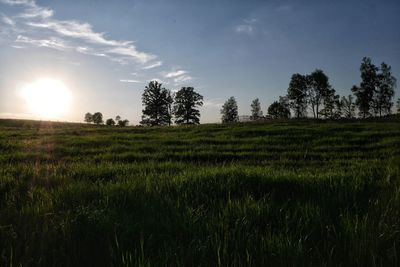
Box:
[0,118,399,266]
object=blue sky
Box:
[0,0,399,123]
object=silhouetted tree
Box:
[352,57,378,118]
[115,115,121,124]
[106,118,115,126]
[268,100,290,119]
[279,96,290,112]
[221,96,238,123]
[84,112,93,123]
[287,73,307,118]
[173,87,203,124]
[320,88,341,119]
[341,95,356,119]
[92,112,103,125]
[307,69,331,119]
[250,98,263,120]
[397,98,400,114]
[374,62,397,116]
[140,81,171,126]
[118,119,129,127]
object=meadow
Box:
[0,118,399,266]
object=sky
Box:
[0,0,399,124]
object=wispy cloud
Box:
[18,6,53,19]
[1,14,15,25]
[120,79,142,83]
[0,0,197,85]
[76,46,106,57]
[16,35,68,50]
[142,61,163,70]
[174,75,192,83]
[0,0,35,6]
[1,0,157,65]
[203,98,224,108]
[235,18,257,35]
[164,70,187,78]
[162,69,192,84]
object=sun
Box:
[20,79,72,119]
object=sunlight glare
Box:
[20,79,72,119]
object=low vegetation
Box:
[0,118,399,266]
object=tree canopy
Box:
[268,100,290,119]
[140,81,172,126]
[250,98,263,120]
[221,97,239,123]
[173,87,203,124]
[106,118,116,126]
[84,112,93,123]
[287,74,308,118]
[92,112,103,125]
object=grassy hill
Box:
[0,119,399,266]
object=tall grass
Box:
[0,119,399,266]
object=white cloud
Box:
[235,18,257,35]
[107,46,155,64]
[1,0,197,83]
[174,75,192,83]
[243,18,257,24]
[235,24,253,34]
[120,79,142,83]
[164,70,187,78]
[76,46,106,57]
[203,98,224,108]
[1,14,15,25]
[142,61,163,70]
[2,0,156,64]
[16,35,68,50]
[0,0,35,6]
[18,6,53,19]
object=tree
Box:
[307,69,331,119]
[140,81,171,126]
[92,112,103,125]
[352,57,378,118]
[118,119,129,127]
[84,112,93,123]
[397,98,400,114]
[221,96,239,123]
[115,115,121,124]
[268,100,290,119]
[250,98,263,120]
[287,73,308,118]
[106,118,115,126]
[173,87,203,124]
[374,62,397,116]
[320,88,341,119]
[341,95,356,119]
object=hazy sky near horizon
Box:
[0,0,399,123]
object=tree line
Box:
[84,112,129,126]
[220,57,398,122]
[84,57,399,125]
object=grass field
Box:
[0,118,399,266]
